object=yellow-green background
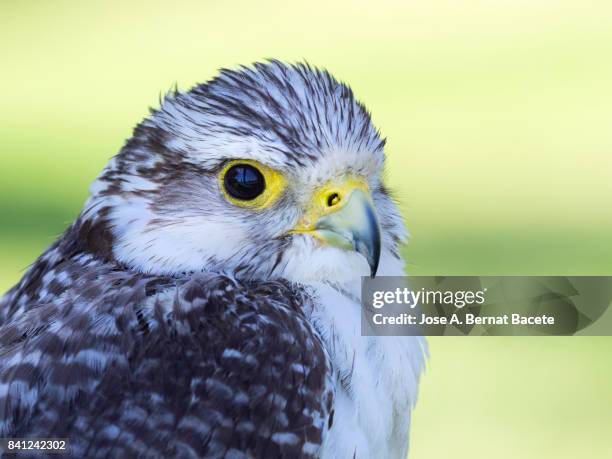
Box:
[1,1,611,457]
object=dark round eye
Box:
[223,164,266,201]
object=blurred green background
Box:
[1,1,611,457]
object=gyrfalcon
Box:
[0,61,427,458]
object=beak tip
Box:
[369,260,379,279]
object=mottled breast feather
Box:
[0,223,334,458]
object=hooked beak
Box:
[292,183,382,278]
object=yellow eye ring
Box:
[219,159,287,209]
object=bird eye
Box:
[223,163,266,201]
[219,160,286,209]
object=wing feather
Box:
[0,268,333,458]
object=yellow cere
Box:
[293,177,370,232]
[219,159,287,209]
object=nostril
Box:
[327,192,341,207]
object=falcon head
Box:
[84,61,407,284]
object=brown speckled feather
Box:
[0,221,333,458]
